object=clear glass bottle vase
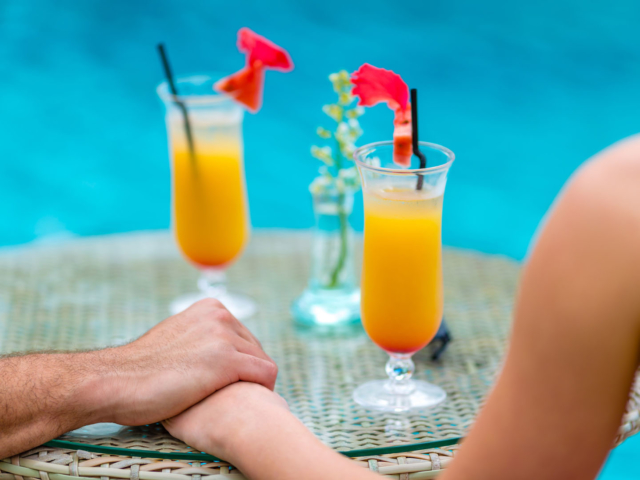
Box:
[292,189,361,326]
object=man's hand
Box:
[93,298,278,425]
[0,298,277,458]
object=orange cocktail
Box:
[159,74,255,319]
[353,140,454,412]
[362,187,443,354]
[172,140,249,268]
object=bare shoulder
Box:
[561,135,640,233]
[538,134,640,299]
[574,134,640,200]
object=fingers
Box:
[235,336,273,362]
[180,298,279,389]
[235,322,263,349]
[199,298,263,348]
[234,352,278,391]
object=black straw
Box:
[410,88,427,190]
[157,43,197,166]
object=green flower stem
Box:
[328,193,349,289]
[327,139,349,289]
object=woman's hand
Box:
[163,382,289,463]
[164,383,380,480]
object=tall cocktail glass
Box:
[353,141,454,411]
[158,74,255,318]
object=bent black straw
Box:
[157,44,196,166]
[410,88,427,190]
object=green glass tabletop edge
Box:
[43,436,463,460]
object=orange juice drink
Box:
[353,140,453,412]
[171,138,249,268]
[159,74,255,318]
[361,187,443,354]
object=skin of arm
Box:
[439,135,640,480]
[164,382,380,480]
[166,135,640,480]
[0,298,278,459]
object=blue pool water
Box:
[2,0,640,261]
[1,0,640,475]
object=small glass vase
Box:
[292,189,361,327]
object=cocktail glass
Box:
[352,140,454,412]
[157,74,255,318]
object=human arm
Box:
[164,382,380,480]
[440,135,640,480]
[0,298,277,458]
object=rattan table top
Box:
[1,231,638,466]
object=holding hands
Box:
[163,382,376,480]
[163,382,289,463]
[0,298,278,458]
[100,298,279,426]
[157,305,378,480]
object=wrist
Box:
[73,348,126,425]
[219,406,359,480]
[216,405,284,464]
[220,406,304,468]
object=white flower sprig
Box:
[310,71,364,195]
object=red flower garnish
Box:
[351,64,412,166]
[215,28,294,113]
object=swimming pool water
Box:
[1,0,639,261]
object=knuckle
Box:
[191,299,239,326]
[214,309,237,325]
[196,297,225,311]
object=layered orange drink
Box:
[361,185,443,354]
[168,109,249,268]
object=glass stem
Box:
[197,269,227,299]
[385,354,416,395]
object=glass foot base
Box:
[68,422,125,436]
[292,287,360,327]
[170,291,256,319]
[353,379,446,412]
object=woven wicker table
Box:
[1,231,639,479]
